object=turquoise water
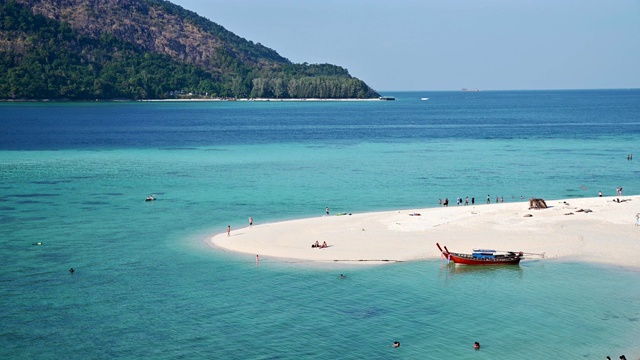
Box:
[1,90,640,359]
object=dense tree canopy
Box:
[0,1,379,100]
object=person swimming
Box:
[474,342,480,350]
[393,341,400,348]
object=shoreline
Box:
[0,97,384,103]
[211,196,640,269]
[140,97,385,102]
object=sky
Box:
[171,0,640,91]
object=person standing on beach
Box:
[465,197,469,206]
[635,213,639,227]
[326,207,330,215]
[599,191,602,197]
[249,217,253,227]
[227,225,230,237]
[487,195,490,204]
[471,197,475,205]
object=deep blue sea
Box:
[1,90,640,359]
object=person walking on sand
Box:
[227,225,230,237]
[326,207,330,215]
[635,213,639,227]
[249,217,253,227]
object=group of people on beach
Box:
[312,241,328,248]
[439,197,473,206]
[439,195,513,206]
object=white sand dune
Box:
[211,196,640,269]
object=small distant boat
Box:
[421,97,429,101]
[379,96,396,101]
[145,195,156,201]
[461,88,480,92]
[436,243,523,265]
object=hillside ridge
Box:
[0,0,379,100]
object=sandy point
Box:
[211,196,640,269]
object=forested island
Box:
[0,0,380,100]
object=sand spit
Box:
[211,196,640,269]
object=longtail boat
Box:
[436,243,523,265]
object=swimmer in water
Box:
[393,341,400,348]
[474,342,480,350]
[69,268,75,274]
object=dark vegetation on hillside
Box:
[0,0,379,100]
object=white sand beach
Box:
[211,196,640,269]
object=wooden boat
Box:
[436,243,523,265]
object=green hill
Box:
[0,0,380,100]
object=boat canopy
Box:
[472,249,496,253]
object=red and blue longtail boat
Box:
[437,243,524,265]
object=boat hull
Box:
[444,253,521,265]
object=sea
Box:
[1,89,639,359]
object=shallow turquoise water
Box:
[1,90,639,359]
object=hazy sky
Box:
[171,0,640,91]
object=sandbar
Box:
[211,196,640,269]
